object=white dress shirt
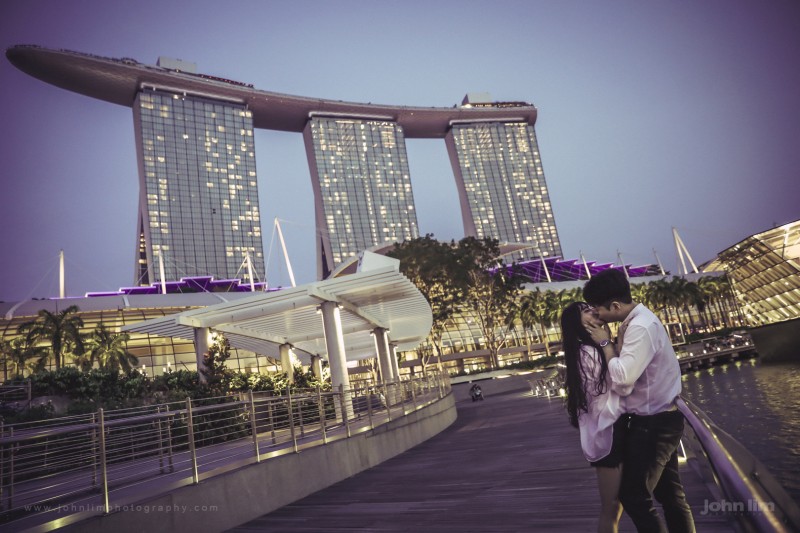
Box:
[578,345,626,462]
[608,303,681,415]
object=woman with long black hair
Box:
[561,301,629,533]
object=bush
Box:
[29,367,84,397]
[0,402,55,424]
[15,358,327,424]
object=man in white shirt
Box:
[584,269,695,533]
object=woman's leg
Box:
[596,465,624,533]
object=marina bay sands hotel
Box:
[7,45,562,284]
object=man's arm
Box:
[607,325,655,388]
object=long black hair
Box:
[561,301,610,428]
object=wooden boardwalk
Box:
[229,389,733,532]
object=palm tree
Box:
[630,282,652,309]
[668,277,704,333]
[517,289,562,357]
[696,276,720,330]
[18,305,85,370]
[647,278,675,324]
[86,324,139,373]
[715,274,745,327]
[0,336,48,380]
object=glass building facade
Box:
[304,117,419,278]
[445,121,562,262]
[0,301,273,381]
[133,90,264,285]
[706,219,800,326]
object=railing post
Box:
[156,406,165,474]
[287,388,298,453]
[400,381,408,416]
[298,393,306,438]
[0,420,4,510]
[249,390,261,463]
[97,408,110,513]
[384,382,392,422]
[366,386,374,430]
[411,378,418,411]
[185,398,199,484]
[4,426,15,511]
[165,406,174,472]
[267,397,277,445]
[317,386,328,445]
[91,412,98,485]
[339,384,351,438]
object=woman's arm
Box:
[585,322,618,362]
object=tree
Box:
[388,235,464,373]
[456,237,524,370]
[0,336,48,380]
[710,274,744,327]
[82,324,139,373]
[18,305,85,370]
[648,278,678,325]
[200,332,232,394]
[514,287,577,358]
[667,277,702,332]
[630,282,652,310]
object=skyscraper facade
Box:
[304,116,419,278]
[446,119,562,262]
[7,46,559,283]
[133,89,264,285]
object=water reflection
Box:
[681,359,800,504]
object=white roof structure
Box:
[122,260,432,364]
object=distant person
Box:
[583,269,695,533]
[562,301,630,533]
[469,382,484,401]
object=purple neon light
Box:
[86,275,276,297]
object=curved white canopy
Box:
[122,262,432,363]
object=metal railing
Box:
[0,381,31,408]
[677,397,800,533]
[0,371,451,529]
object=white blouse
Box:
[577,345,626,463]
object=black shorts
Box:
[590,415,629,468]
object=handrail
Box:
[0,371,451,529]
[677,396,800,532]
[0,401,244,445]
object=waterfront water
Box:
[680,358,800,504]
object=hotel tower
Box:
[133,59,263,285]
[7,46,562,282]
[447,94,561,261]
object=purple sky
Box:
[1,0,798,302]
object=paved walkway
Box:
[229,389,733,532]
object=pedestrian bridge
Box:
[3,371,799,532]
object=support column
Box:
[389,343,401,382]
[310,354,323,379]
[280,343,294,384]
[372,327,394,384]
[388,342,402,405]
[194,327,210,384]
[319,301,353,419]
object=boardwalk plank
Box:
[229,390,733,532]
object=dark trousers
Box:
[620,410,696,533]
